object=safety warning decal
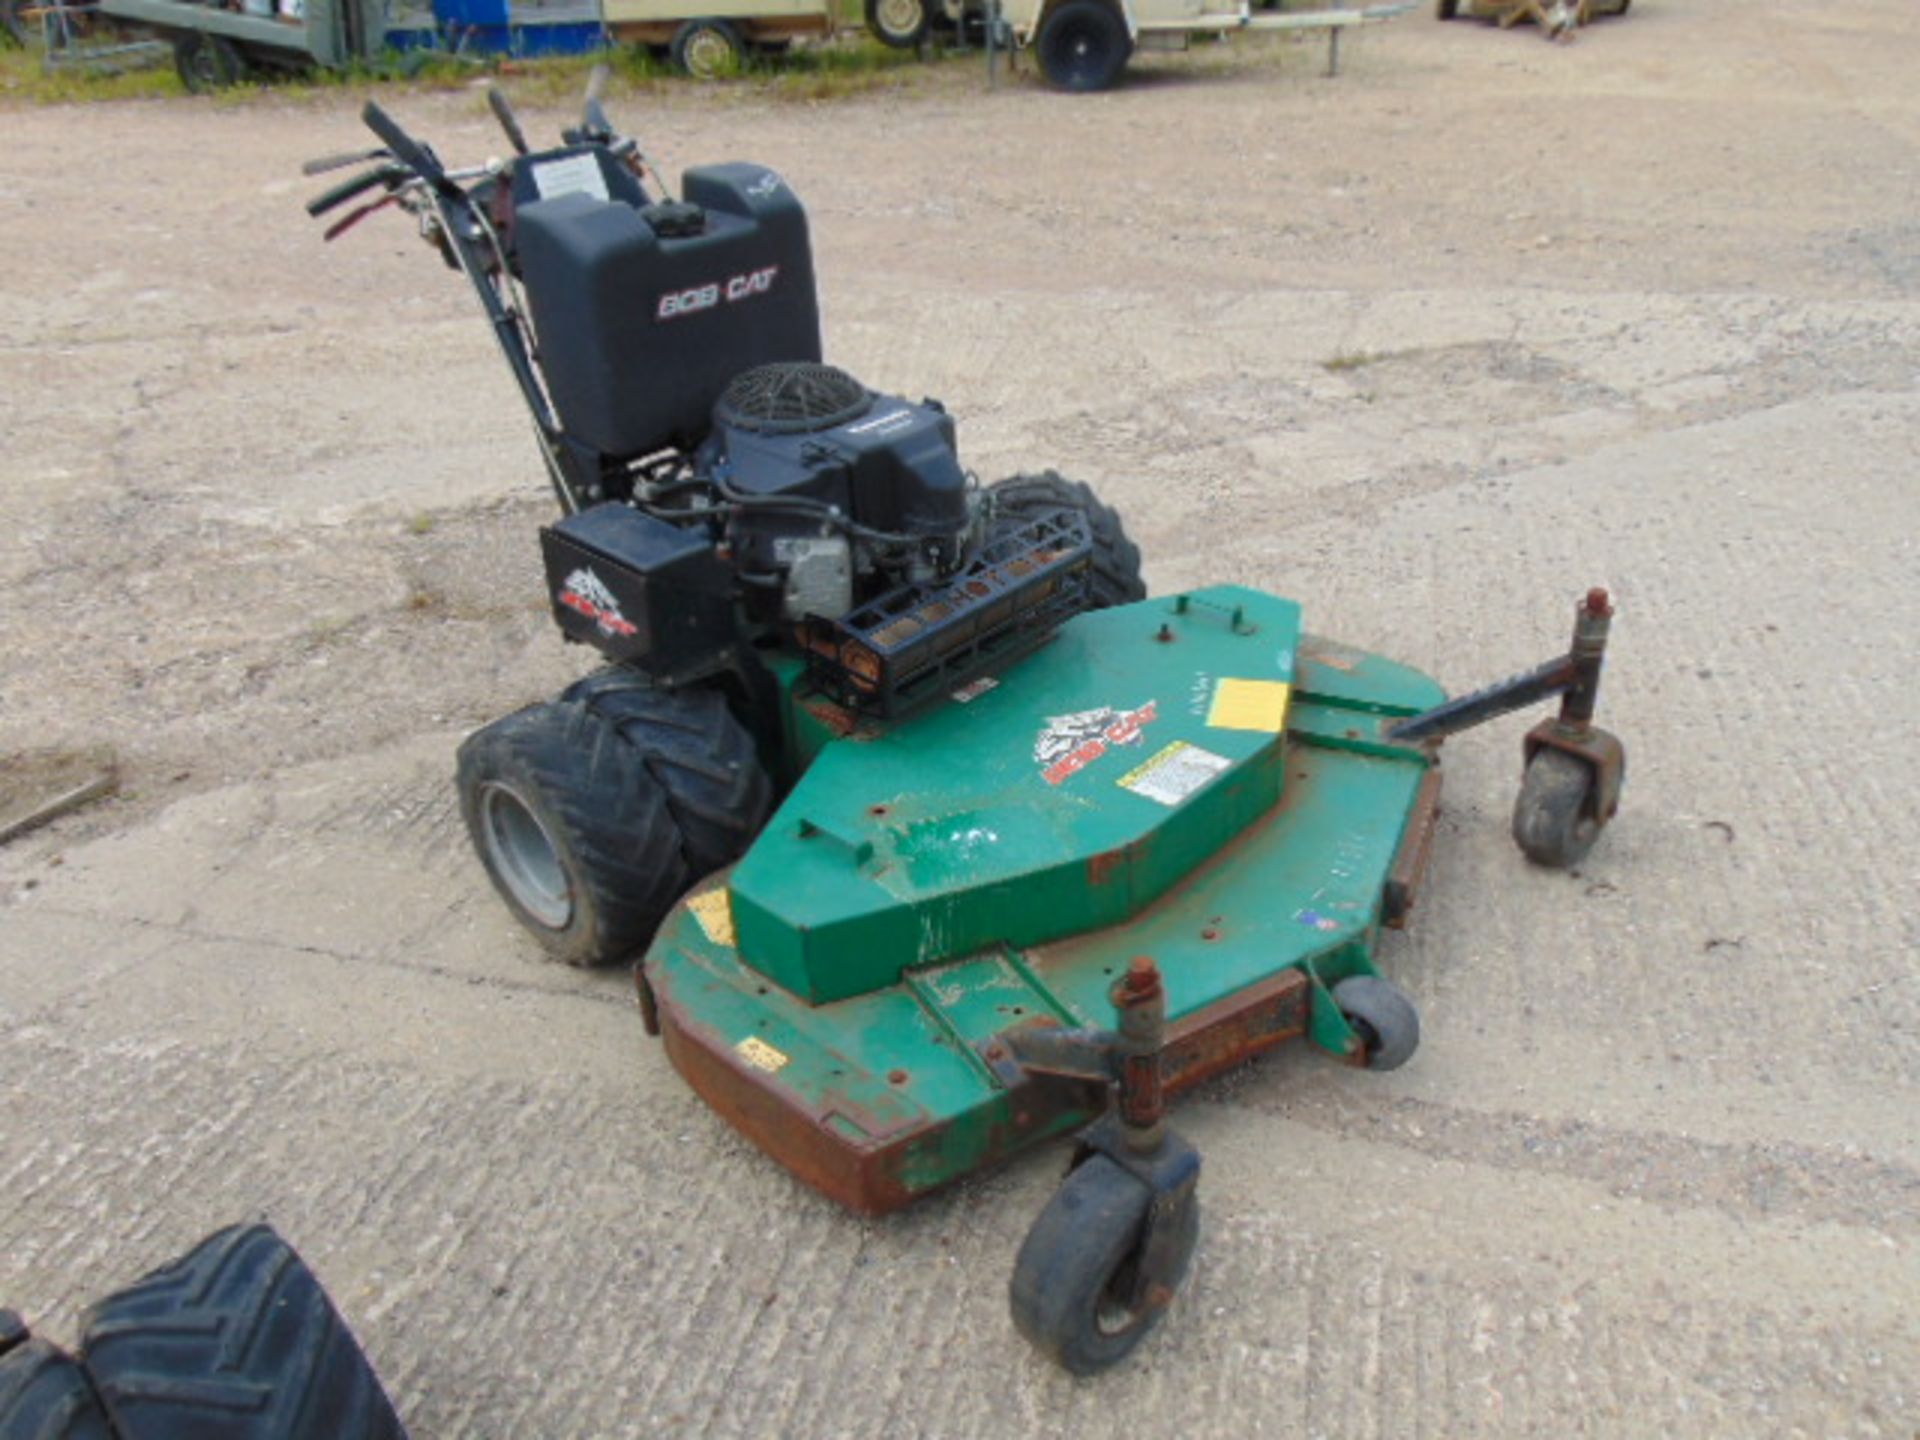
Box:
[734,1035,789,1073]
[1207,677,1291,733]
[1117,741,1232,807]
[688,887,736,948]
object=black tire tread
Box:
[0,1338,113,1440]
[1009,1155,1196,1375]
[1034,0,1131,91]
[1331,973,1421,1071]
[458,700,691,966]
[1512,746,1599,869]
[79,1223,404,1440]
[987,471,1146,610]
[560,670,772,879]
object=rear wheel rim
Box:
[1060,21,1109,81]
[874,0,923,37]
[684,27,735,75]
[480,783,573,929]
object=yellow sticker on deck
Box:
[687,887,737,948]
[734,1035,789,1073]
[1207,677,1292,733]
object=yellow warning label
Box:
[1207,678,1291,733]
[687,887,736,948]
[734,1035,789,1073]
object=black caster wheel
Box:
[1332,974,1420,1071]
[1513,746,1604,869]
[1009,1154,1199,1375]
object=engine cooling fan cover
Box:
[715,362,873,435]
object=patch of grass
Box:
[2,25,973,109]
[753,37,968,102]
[0,39,180,102]
[406,512,436,536]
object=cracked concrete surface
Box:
[2,0,1917,1433]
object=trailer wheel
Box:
[865,0,931,48]
[671,17,744,78]
[1035,0,1131,92]
[173,31,249,92]
[986,472,1146,609]
[1010,1155,1198,1375]
[457,700,690,966]
[0,1333,113,1440]
[1436,0,1459,18]
[1512,746,1601,868]
[79,1223,406,1440]
[1332,974,1420,1071]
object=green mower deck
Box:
[641,585,1448,1213]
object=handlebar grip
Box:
[306,165,391,218]
[302,147,386,177]
[360,100,446,187]
[580,61,612,140]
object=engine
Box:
[516,162,1089,714]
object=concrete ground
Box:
[2,0,1916,1433]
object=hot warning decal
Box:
[1117,741,1232,807]
[557,567,638,639]
[1034,701,1158,787]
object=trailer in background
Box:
[87,0,602,89]
[601,0,836,77]
[991,0,1413,90]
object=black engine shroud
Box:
[519,162,1089,711]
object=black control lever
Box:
[302,147,389,177]
[487,85,530,156]
[580,61,613,142]
[306,165,395,218]
[360,100,456,195]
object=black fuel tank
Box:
[515,164,822,462]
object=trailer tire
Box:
[1436,0,1458,18]
[457,699,690,966]
[865,0,931,48]
[0,1335,113,1440]
[671,17,744,77]
[78,1224,406,1440]
[986,472,1146,610]
[1035,0,1131,92]
[173,31,249,93]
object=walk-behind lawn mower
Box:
[307,76,1625,1374]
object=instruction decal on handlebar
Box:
[531,153,612,204]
